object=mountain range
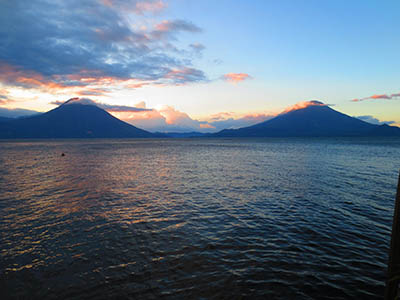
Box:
[0,100,399,138]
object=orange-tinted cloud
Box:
[370,94,391,99]
[282,100,326,113]
[0,62,66,91]
[0,62,156,99]
[351,92,400,102]
[223,73,252,83]
[0,88,11,105]
[110,103,206,132]
[200,123,215,129]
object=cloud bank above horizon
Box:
[50,97,273,132]
[0,97,396,130]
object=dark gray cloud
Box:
[356,115,395,125]
[0,0,206,88]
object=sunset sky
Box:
[0,0,399,132]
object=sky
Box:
[0,0,399,132]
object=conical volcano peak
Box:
[309,100,324,105]
[62,97,97,106]
[282,100,327,114]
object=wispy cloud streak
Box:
[222,73,252,83]
[351,92,400,102]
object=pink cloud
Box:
[351,92,400,102]
[101,0,166,14]
[223,73,252,83]
[200,123,215,129]
[135,0,166,14]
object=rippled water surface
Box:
[1,138,399,299]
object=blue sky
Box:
[0,0,399,132]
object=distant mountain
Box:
[0,102,156,138]
[160,131,206,138]
[213,101,400,137]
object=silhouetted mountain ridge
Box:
[0,103,156,138]
[213,103,400,137]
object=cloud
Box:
[356,115,395,125]
[102,0,167,14]
[189,43,206,58]
[0,0,206,92]
[153,20,202,36]
[51,97,152,112]
[205,113,274,131]
[112,102,274,132]
[0,107,40,118]
[76,88,111,96]
[222,73,252,83]
[164,67,206,84]
[351,92,400,102]
[0,62,68,91]
[190,43,206,52]
[0,88,12,104]
[115,105,204,132]
[134,0,166,14]
[281,100,326,114]
[212,59,223,65]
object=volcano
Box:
[0,101,155,138]
[213,101,400,137]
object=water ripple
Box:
[0,137,399,299]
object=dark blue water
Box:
[0,138,399,299]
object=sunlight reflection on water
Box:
[0,138,399,299]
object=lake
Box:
[0,137,399,299]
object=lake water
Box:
[0,138,399,299]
